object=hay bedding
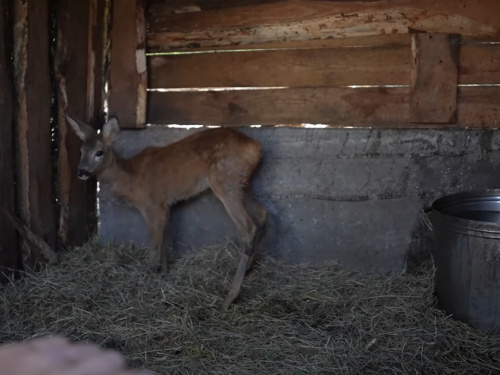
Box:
[0,241,499,375]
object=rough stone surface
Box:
[98,126,500,273]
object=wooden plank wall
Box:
[0,0,19,278]
[108,0,147,128]
[145,0,500,128]
[13,0,57,266]
[0,0,107,271]
[55,0,107,246]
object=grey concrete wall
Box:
[98,126,500,273]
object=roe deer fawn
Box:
[66,115,267,310]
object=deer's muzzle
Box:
[77,169,91,180]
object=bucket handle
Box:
[420,206,433,231]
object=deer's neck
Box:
[96,151,137,201]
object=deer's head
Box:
[66,115,121,180]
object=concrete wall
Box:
[99,126,500,273]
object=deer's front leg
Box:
[141,205,169,273]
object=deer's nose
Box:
[77,169,91,180]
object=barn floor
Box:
[0,241,499,374]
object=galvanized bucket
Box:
[431,190,500,334]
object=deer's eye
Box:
[95,150,104,157]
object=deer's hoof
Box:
[160,263,169,274]
[148,262,169,273]
[148,262,161,272]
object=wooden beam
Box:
[148,85,499,128]
[148,33,415,54]
[458,86,500,127]
[108,0,147,128]
[148,36,412,88]
[55,0,106,246]
[1,207,58,265]
[13,0,56,265]
[410,33,459,124]
[148,0,291,13]
[147,87,410,127]
[147,0,500,52]
[459,43,500,84]
[0,0,20,278]
[148,36,500,89]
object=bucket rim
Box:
[431,189,500,232]
[432,189,500,211]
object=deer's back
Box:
[129,128,262,202]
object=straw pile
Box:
[1,240,499,374]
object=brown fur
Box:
[66,116,267,310]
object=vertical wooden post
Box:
[410,33,459,124]
[0,0,20,278]
[55,0,107,246]
[13,0,56,265]
[108,0,147,128]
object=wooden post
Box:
[55,0,107,246]
[13,0,56,265]
[410,33,459,124]
[0,0,20,278]
[108,0,147,128]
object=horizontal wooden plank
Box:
[147,0,500,52]
[458,86,500,127]
[147,33,413,54]
[461,36,500,44]
[148,42,412,88]
[147,87,410,126]
[147,86,500,127]
[148,35,499,89]
[460,43,500,84]
[148,0,280,13]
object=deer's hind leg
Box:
[209,178,259,310]
[243,191,267,271]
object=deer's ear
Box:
[102,117,121,145]
[66,115,96,141]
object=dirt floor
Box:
[1,240,499,374]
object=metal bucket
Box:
[431,190,500,333]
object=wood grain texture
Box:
[410,33,459,124]
[148,85,499,128]
[0,0,20,278]
[108,0,147,128]
[147,0,500,52]
[148,39,412,88]
[459,43,500,84]
[147,87,410,126]
[148,38,500,88]
[148,33,413,53]
[458,86,500,127]
[13,0,56,265]
[55,0,104,246]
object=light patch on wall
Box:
[148,87,289,92]
[346,85,409,88]
[146,123,204,129]
[97,182,101,231]
[458,83,500,87]
[301,124,329,128]
[135,48,147,74]
[103,82,109,114]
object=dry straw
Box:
[1,240,499,374]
